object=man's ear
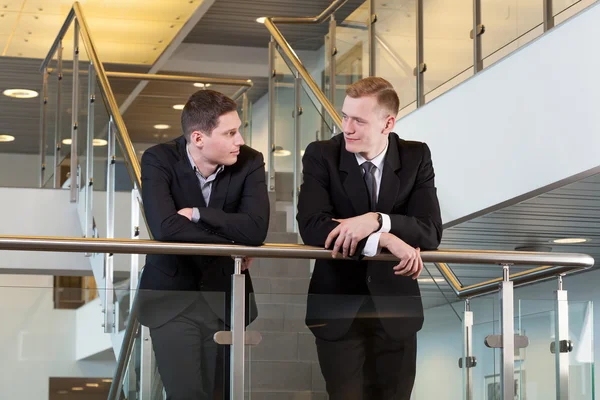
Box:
[383,115,396,134]
[189,131,204,148]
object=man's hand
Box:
[177,208,194,221]
[379,233,423,279]
[325,212,380,258]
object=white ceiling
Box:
[0,0,207,64]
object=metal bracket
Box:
[485,334,529,349]
[213,330,262,346]
[371,13,378,23]
[413,63,427,76]
[550,340,573,354]
[470,24,486,39]
[458,356,477,369]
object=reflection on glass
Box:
[273,50,296,181]
[482,0,544,67]
[423,0,473,101]
[374,0,417,110]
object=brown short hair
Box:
[181,90,238,141]
[345,77,399,117]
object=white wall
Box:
[394,2,600,226]
[0,275,115,400]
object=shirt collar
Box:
[354,141,388,171]
[186,144,224,179]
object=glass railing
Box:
[0,236,593,399]
[0,283,118,399]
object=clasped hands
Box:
[325,212,423,279]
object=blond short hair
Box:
[345,77,399,117]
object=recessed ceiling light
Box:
[86,383,99,388]
[273,146,291,157]
[57,390,69,395]
[71,387,84,391]
[3,88,38,98]
[417,277,446,284]
[256,17,266,24]
[101,379,112,383]
[93,139,108,147]
[552,238,588,244]
[154,124,171,130]
[0,134,15,142]
[193,83,211,88]
[173,104,185,110]
[62,138,108,146]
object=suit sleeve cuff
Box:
[362,232,382,257]
[192,207,200,223]
[377,213,391,233]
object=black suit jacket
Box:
[138,136,269,328]
[297,133,442,341]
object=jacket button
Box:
[367,276,372,283]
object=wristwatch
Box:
[376,213,383,231]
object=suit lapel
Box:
[208,167,231,210]
[339,143,370,215]
[377,135,402,214]
[175,137,207,208]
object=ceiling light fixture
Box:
[0,134,15,142]
[273,146,291,157]
[173,104,185,110]
[193,83,211,88]
[154,124,171,130]
[552,238,588,244]
[57,390,69,395]
[86,383,99,388]
[71,387,84,391]
[256,17,266,24]
[62,138,108,146]
[417,277,446,284]
[3,88,38,99]
[101,379,112,383]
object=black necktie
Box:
[361,161,377,212]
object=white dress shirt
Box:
[354,143,392,257]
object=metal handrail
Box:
[270,0,348,24]
[263,1,346,131]
[0,235,593,296]
[40,2,255,192]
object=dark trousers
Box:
[149,298,229,400]
[315,299,418,400]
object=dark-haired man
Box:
[138,89,269,399]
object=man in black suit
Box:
[297,77,442,399]
[138,89,269,399]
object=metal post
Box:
[500,265,514,400]
[241,92,249,144]
[139,325,155,400]
[268,38,277,193]
[230,257,246,398]
[555,275,570,399]
[544,0,555,31]
[328,15,337,107]
[416,0,425,107]
[130,187,141,308]
[40,68,49,187]
[472,0,484,73]
[293,73,302,233]
[54,42,63,189]
[70,21,80,203]
[85,63,96,239]
[368,0,376,76]
[464,299,474,400]
[104,116,116,334]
